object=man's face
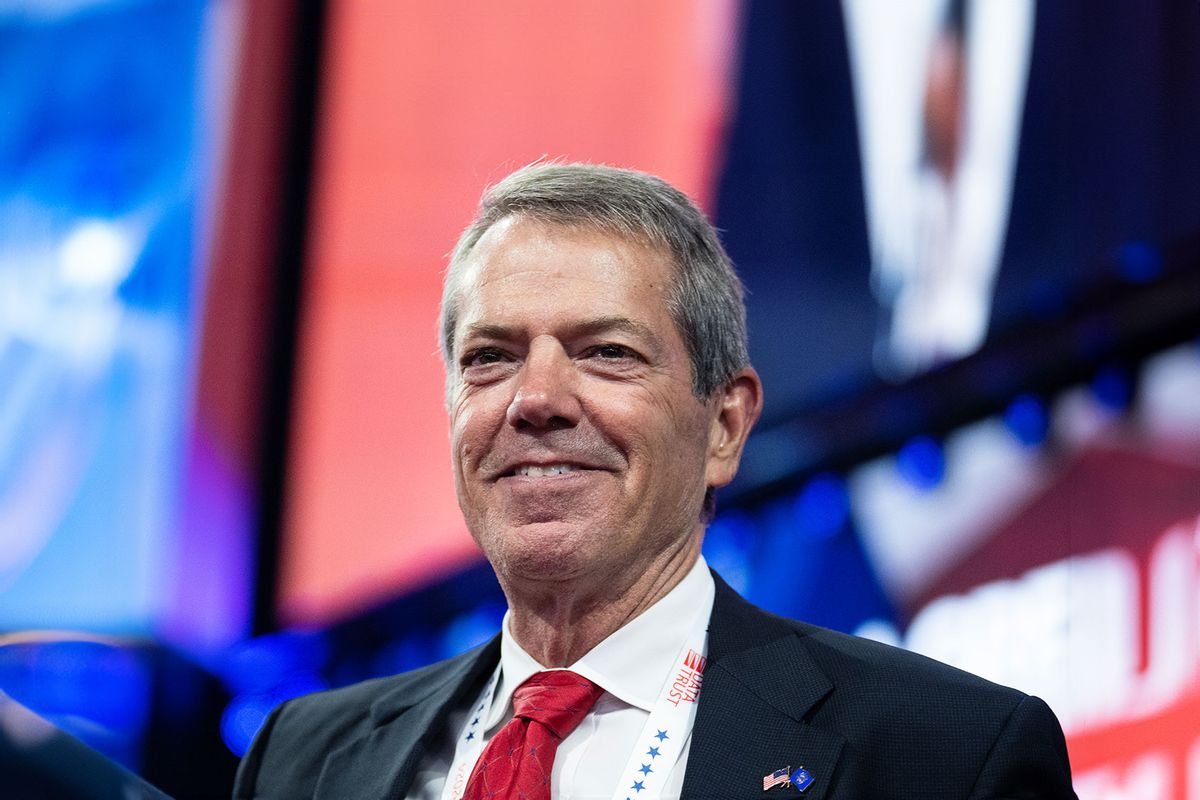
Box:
[447,217,722,591]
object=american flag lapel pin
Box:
[763,766,792,791]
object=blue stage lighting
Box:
[1003,394,1049,447]
[439,603,506,660]
[896,436,945,491]
[1116,241,1162,283]
[221,694,277,758]
[371,633,438,678]
[1091,365,1132,410]
[220,630,329,695]
[0,638,151,766]
[220,670,328,757]
[703,511,757,594]
[794,473,850,540]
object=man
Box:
[234,163,1076,799]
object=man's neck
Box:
[501,539,702,667]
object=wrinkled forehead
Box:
[448,216,677,314]
[476,215,670,296]
[463,214,670,276]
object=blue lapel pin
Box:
[790,766,814,792]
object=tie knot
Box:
[511,671,604,739]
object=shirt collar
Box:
[486,556,715,728]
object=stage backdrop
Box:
[280,0,737,625]
[279,3,1200,797]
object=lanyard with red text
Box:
[604,624,709,800]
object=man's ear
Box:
[704,367,763,490]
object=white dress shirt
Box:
[408,556,716,800]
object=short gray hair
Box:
[440,162,749,398]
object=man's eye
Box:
[589,344,636,360]
[462,348,507,367]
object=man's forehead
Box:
[466,215,670,271]
[449,218,683,353]
[456,217,672,295]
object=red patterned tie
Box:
[462,670,605,800]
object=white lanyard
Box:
[440,608,710,800]
[442,671,501,800]
[604,629,707,800]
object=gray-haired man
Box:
[235,163,1076,800]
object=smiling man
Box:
[234,164,1076,799]
[446,212,756,673]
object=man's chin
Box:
[485,521,603,583]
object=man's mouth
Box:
[511,464,581,477]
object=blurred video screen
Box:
[0,0,243,641]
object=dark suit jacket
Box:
[234,574,1076,799]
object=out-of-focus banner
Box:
[848,345,1200,800]
[908,468,1200,797]
[0,0,239,641]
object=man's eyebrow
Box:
[461,322,515,342]
[572,316,661,341]
[461,316,662,342]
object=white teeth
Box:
[515,464,579,477]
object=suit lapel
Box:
[681,575,845,799]
[307,574,843,798]
[314,636,501,800]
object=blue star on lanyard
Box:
[465,732,475,741]
[646,746,661,759]
[654,730,669,742]
[631,780,646,793]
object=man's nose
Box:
[505,340,581,430]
